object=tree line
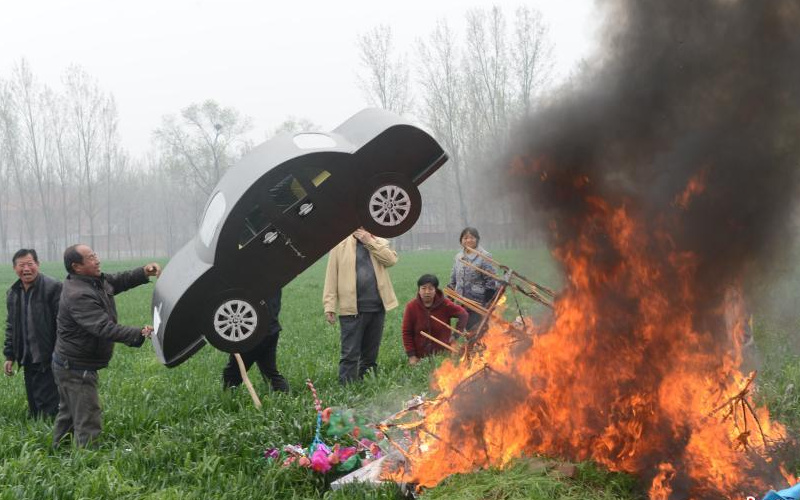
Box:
[0,5,555,263]
[358,5,555,251]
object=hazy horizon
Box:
[0,0,596,158]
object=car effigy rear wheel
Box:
[359,173,421,238]
[204,290,266,353]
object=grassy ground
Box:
[0,248,797,499]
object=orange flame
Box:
[393,187,790,498]
[674,169,708,210]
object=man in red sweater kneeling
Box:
[402,274,468,365]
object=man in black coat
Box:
[52,244,160,447]
[4,248,62,418]
[221,290,289,392]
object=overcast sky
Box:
[0,0,597,157]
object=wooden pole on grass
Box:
[234,353,262,409]
[419,330,459,353]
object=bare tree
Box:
[0,80,36,246]
[269,115,321,138]
[463,6,511,158]
[512,5,555,117]
[10,60,60,259]
[100,96,121,256]
[357,24,412,115]
[0,80,9,257]
[107,151,138,259]
[0,155,7,257]
[64,65,105,249]
[416,20,469,227]
[154,100,252,197]
[45,88,77,251]
[0,61,180,261]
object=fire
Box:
[390,192,791,498]
[674,169,708,210]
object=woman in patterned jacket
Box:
[448,227,497,330]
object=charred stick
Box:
[711,372,757,415]
[508,282,554,309]
[742,398,768,447]
[376,425,416,463]
[741,399,748,436]
[419,426,474,464]
[510,269,556,298]
[378,400,429,426]
[450,364,496,394]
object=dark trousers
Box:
[466,310,484,331]
[338,311,385,385]
[222,332,288,392]
[23,362,59,418]
[52,362,102,447]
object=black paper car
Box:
[151,108,448,367]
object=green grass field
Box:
[0,248,798,499]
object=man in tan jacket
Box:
[323,228,398,384]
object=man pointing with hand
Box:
[52,244,160,447]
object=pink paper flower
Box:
[321,407,332,423]
[310,449,331,473]
[298,456,311,468]
[339,446,357,462]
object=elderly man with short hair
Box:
[4,248,62,418]
[52,244,160,447]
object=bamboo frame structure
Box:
[469,248,555,298]
[458,257,553,309]
[443,287,489,315]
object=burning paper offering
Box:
[373,1,800,498]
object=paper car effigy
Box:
[150,108,448,367]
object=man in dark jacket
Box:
[221,290,289,392]
[52,244,160,447]
[4,248,62,418]
[402,274,467,365]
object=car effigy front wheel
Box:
[204,290,266,353]
[358,173,422,238]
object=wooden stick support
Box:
[466,247,508,272]
[430,315,465,337]
[234,353,262,409]
[472,282,507,341]
[459,257,506,283]
[468,247,555,298]
[459,258,553,308]
[443,287,489,315]
[419,330,458,353]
